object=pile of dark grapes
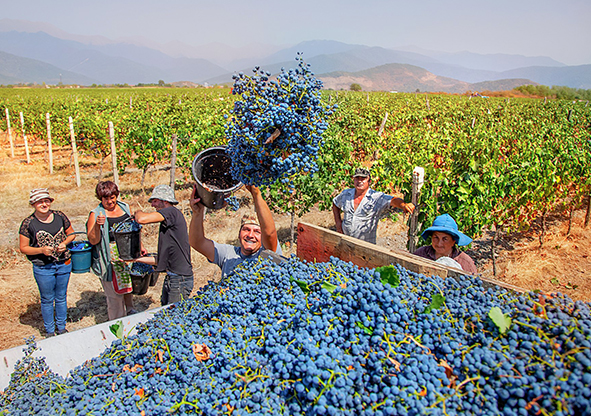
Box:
[225,53,334,187]
[0,337,67,415]
[2,257,590,415]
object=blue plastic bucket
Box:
[68,241,92,274]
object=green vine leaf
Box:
[422,293,446,314]
[376,265,400,288]
[356,322,374,335]
[109,320,124,340]
[488,307,512,335]
[290,278,310,294]
[321,282,338,293]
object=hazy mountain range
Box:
[1,19,590,92]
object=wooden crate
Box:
[296,222,525,293]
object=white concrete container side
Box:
[0,305,170,391]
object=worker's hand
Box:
[245,185,260,196]
[402,202,415,214]
[96,213,106,226]
[190,185,205,214]
[40,246,54,256]
[56,242,67,254]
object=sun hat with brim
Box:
[29,188,54,205]
[148,185,179,205]
[421,213,472,246]
[353,168,370,178]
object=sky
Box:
[3,0,591,65]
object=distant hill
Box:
[0,50,95,85]
[318,64,468,93]
[396,46,566,71]
[496,65,591,89]
[470,79,538,92]
[317,64,535,93]
[0,31,227,84]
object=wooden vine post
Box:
[407,166,425,253]
[108,121,119,186]
[46,113,53,174]
[491,224,500,277]
[377,113,389,137]
[68,116,81,187]
[5,108,14,157]
[169,134,178,191]
[19,112,31,164]
[585,195,591,228]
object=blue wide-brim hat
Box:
[421,214,472,246]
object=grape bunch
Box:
[112,220,142,233]
[2,258,590,415]
[225,53,334,187]
[129,262,154,276]
[225,195,240,211]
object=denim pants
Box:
[32,261,72,334]
[161,271,193,306]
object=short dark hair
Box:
[95,181,119,200]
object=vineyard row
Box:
[1,88,590,245]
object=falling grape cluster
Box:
[225,53,333,187]
[2,257,590,415]
[225,195,240,212]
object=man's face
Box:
[353,175,370,193]
[150,198,166,210]
[239,223,262,255]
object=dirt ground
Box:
[1,136,590,351]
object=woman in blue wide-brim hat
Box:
[413,214,477,274]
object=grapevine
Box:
[0,89,590,244]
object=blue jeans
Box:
[32,261,72,334]
[161,271,193,306]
